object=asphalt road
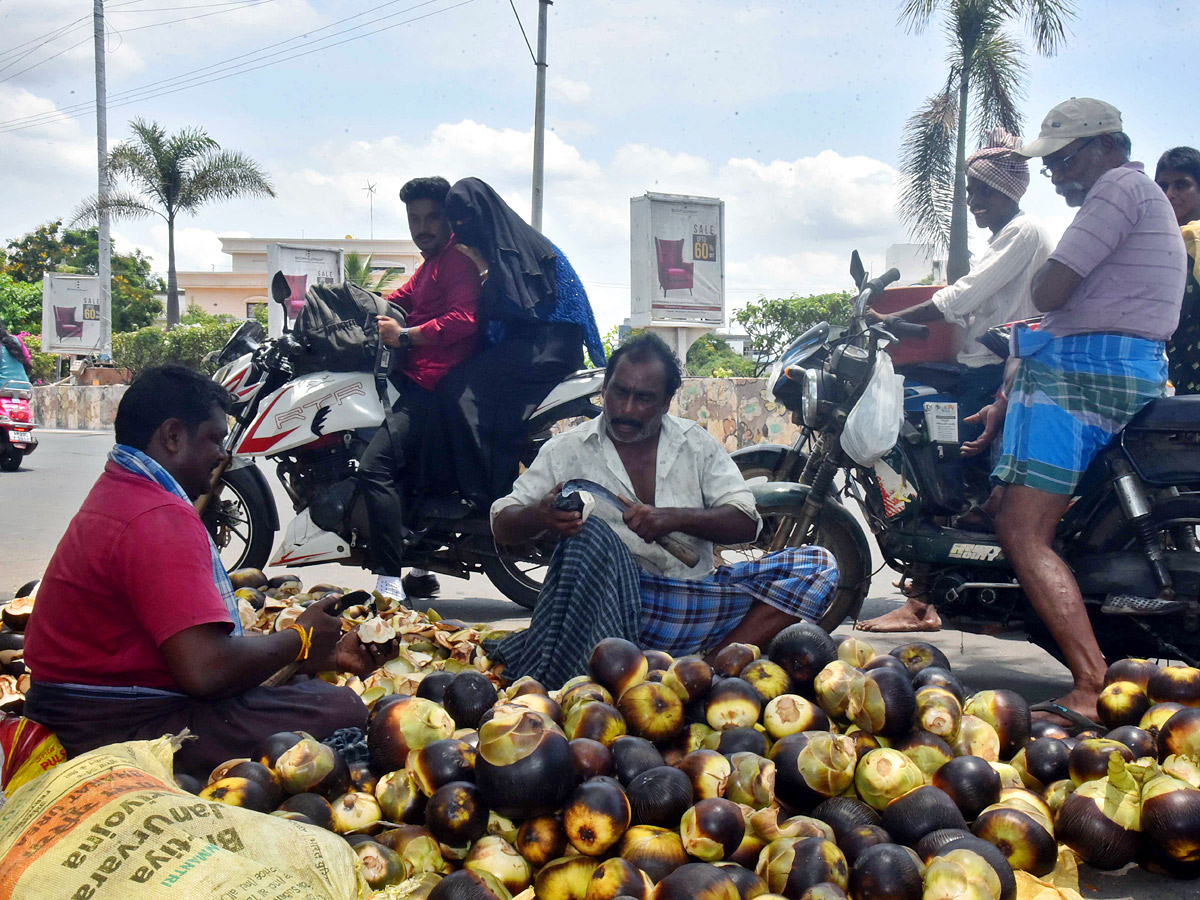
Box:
[2,430,1188,897]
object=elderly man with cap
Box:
[972,98,1185,729]
[858,130,1054,633]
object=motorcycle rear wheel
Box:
[207,467,275,573]
[1030,495,1200,666]
[481,544,553,611]
[0,443,22,471]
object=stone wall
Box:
[31,384,127,430]
[30,377,805,445]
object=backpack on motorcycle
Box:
[286,279,404,376]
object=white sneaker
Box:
[375,575,406,603]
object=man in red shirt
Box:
[23,366,389,777]
[358,176,482,597]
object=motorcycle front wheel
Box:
[206,467,275,573]
[715,497,870,633]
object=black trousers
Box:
[358,378,439,576]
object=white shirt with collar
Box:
[490,414,761,580]
[931,211,1053,367]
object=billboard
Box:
[41,273,109,355]
[630,193,725,325]
[266,243,344,337]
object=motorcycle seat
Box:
[416,493,475,521]
[1126,395,1200,431]
[895,363,962,394]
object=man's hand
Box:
[537,483,585,538]
[332,629,394,676]
[376,315,404,348]
[294,595,350,671]
[863,308,885,326]
[623,503,680,543]
[961,398,1007,457]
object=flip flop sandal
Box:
[1029,701,1102,735]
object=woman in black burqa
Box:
[427,178,606,509]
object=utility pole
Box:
[530,0,551,232]
[94,0,112,357]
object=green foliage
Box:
[73,118,275,327]
[345,252,403,293]
[685,334,756,377]
[4,221,64,282]
[18,334,59,383]
[897,0,1073,280]
[111,320,239,376]
[3,220,163,332]
[734,291,853,375]
[601,325,622,359]
[0,273,43,333]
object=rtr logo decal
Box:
[275,382,366,429]
[948,543,1004,561]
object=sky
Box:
[0,0,1196,332]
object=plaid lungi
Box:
[484,517,838,689]
[993,332,1166,495]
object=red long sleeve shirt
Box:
[387,238,480,389]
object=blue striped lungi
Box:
[993,332,1167,495]
[483,517,838,689]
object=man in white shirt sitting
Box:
[857,130,1053,633]
[485,333,838,688]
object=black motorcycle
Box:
[729,251,1200,665]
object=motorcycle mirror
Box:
[270,271,292,333]
[850,250,866,289]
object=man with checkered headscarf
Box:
[858,129,1054,634]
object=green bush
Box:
[112,320,240,376]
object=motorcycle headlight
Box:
[801,367,826,427]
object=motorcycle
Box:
[201,302,606,610]
[729,250,1200,665]
[0,378,37,472]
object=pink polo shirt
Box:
[24,462,232,691]
[1045,162,1186,341]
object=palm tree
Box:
[344,252,404,294]
[897,0,1073,283]
[74,119,275,327]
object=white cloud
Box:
[549,77,591,104]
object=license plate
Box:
[9,432,32,444]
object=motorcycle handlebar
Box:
[865,268,901,294]
[888,319,930,341]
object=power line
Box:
[0,0,478,134]
[0,0,276,83]
[507,0,536,64]
[0,0,449,129]
[0,0,169,64]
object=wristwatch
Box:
[396,328,413,350]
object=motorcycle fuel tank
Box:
[233,370,393,457]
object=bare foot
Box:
[855,599,942,633]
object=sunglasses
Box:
[1040,137,1099,179]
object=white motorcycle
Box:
[203,317,604,609]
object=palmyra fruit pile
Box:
[7,577,1200,900]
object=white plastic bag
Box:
[841,352,904,466]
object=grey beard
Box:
[602,409,662,444]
